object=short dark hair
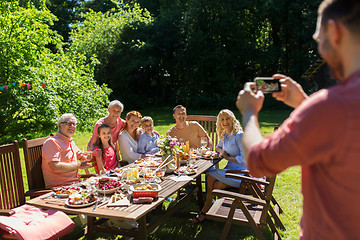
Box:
[173,105,186,114]
[319,0,360,35]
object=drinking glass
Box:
[200,137,208,148]
[155,168,165,178]
[188,157,196,168]
[144,168,156,183]
[127,167,139,182]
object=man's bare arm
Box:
[49,161,93,173]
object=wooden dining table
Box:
[26,158,220,240]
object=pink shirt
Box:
[94,146,117,173]
[248,70,360,240]
[42,132,82,188]
[88,117,126,150]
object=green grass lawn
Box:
[20,107,301,240]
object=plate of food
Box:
[135,158,162,168]
[107,192,130,207]
[173,166,197,175]
[65,192,97,208]
[95,178,122,194]
[202,151,221,160]
[129,183,161,198]
[53,186,82,198]
[114,168,125,175]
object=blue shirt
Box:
[216,131,246,170]
[138,132,160,154]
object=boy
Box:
[138,116,160,154]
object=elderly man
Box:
[42,113,94,188]
[167,105,212,148]
[236,0,360,239]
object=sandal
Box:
[192,212,206,224]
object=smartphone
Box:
[254,77,281,93]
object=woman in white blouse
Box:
[118,111,146,164]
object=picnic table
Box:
[26,158,220,240]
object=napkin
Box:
[107,198,131,207]
[170,175,193,182]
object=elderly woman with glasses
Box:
[42,113,95,188]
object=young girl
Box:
[93,123,119,174]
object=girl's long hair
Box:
[124,110,142,141]
[94,123,119,161]
[216,109,243,140]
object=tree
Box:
[70,2,154,107]
[68,0,322,110]
[0,1,110,144]
[45,0,82,43]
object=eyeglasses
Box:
[61,122,77,127]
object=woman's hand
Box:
[221,152,229,159]
[216,147,225,156]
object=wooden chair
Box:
[226,170,285,230]
[0,141,26,211]
[22,136,52,194]
[206,173,282,240]
[22,136,96,194]
[217,125,284,230]
[0,141,75,239]
[186,115,218,151]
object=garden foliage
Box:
[0,0,324,143]
[0,1,110,144]
[68,0,322,109]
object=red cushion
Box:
[0,205,75,240]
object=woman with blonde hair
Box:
[193,109,247,224]
[118,111,147,164]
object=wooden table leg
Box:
[196,176,204,209]
[137,215,147,240]
[87,216,95,240]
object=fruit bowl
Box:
[95,178,122,194]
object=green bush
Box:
[0,1,110,144]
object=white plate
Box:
[65,199,96,208]
[107,194,130,207]
[174,167,197,175]
[53,187,82,198]
[56,193,71,198]
[201,151,221,160]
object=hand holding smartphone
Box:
[254,77,281,93]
